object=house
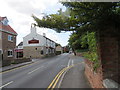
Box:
[63,46,69,53]
[14,42,23,58]
[0,16,17,62]
[23,24,56,58]
[55,45,63,55]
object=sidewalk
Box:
[60,56,91,88]
[0,59,40,72]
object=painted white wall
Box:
[23,26,46,47]
[23,26,56,48]
[18,46,23,49]
[53,43,56,48]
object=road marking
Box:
[67,60,70,67]
[0,62,34,74]
[0,81,13,88]
[28,66,44,74]
[72,60,74,66]
[52,65,73,88]
[57,68,68,88]
[0,61,41,74]
[47,65,73,89]
[47,62,85,89]
[52,68,67,88]
[67,60,71,67]
[47,67,68,89]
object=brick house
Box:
[55,45,63,55]
[0,16,17,62]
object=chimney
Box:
[31,23,37,34]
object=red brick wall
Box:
[85,59,104,88]
[84,28,119,88]
[99,28,119,83]
[2,31,16,61]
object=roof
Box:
[0,17,6,21]
[0,16,17,35]
[43,36,56,43]
[18,42,23,46]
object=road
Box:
[1,53,85,89]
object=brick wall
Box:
[85,59,104,88]
[84,28,119,88]
[2,32,16,61]
[23,46,46,58]
[99,28,119,83]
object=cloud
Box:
[0,0,69,46]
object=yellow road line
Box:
[52,65,73,89]
[47,65,74,90]
[0,62,37,74]
[47,67,69,89]
[47,62,84,89]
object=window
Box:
[2,18,8,25]
[8,35,13,41]
[41,50,44,55]
[8,50,13,57]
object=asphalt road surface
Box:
[1,53,85,89]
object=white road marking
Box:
[72,60,74,66]
[57,66,71,88]
[57,69,67,88]
[0,81,13,88]
[67,60,71,67]
[28,66,44,74]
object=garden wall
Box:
[85,59,104,88]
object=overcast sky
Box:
[0,0,71,46]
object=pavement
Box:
[57,54,91,88]
[60,63,91,88]
[0,59,39,72]
[0,53,91,89]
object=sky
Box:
[0,0,71,46]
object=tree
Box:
[33,2,120,34]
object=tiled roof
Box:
[0,16,17,35]
[0,16,6,21]
[2,24,17,35]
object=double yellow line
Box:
[47,65,74,89]
[47,62,84,89]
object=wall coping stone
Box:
[103,79,120,89]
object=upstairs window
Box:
[2,18,8,25]
[8,35,13,41]
[8,50,13,57]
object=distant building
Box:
[63,46,69,53]
[23,24,56,58]
[15,42,23,58]
[0,16,17,61]
[55,45,63,55]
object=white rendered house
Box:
[23,24,56,58]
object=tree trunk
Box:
[72,48,76,56]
